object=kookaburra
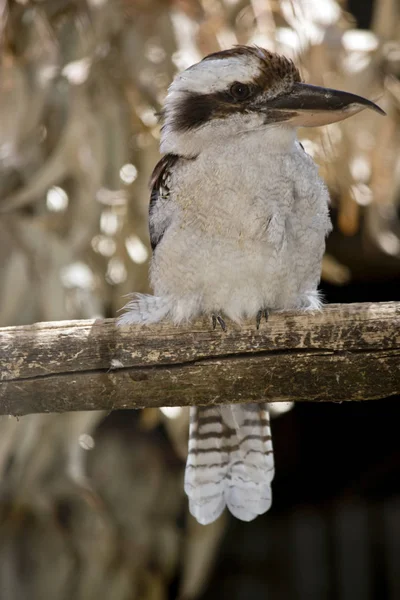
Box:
[119,46,385,525]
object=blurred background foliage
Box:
[0,0,399,599]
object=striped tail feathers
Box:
[117,293,171,325]
[184,403,274,525]
[185,406,229,525]
[224,403,274,521]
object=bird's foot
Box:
[256,308,269,330]
[212,314,227,332]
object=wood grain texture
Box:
[0,302,399,416]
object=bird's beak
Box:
[267,82,385,127]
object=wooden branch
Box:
[0,302,399,416]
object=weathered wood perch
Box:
[0,302,399,416]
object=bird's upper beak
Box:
[267,82,385,127]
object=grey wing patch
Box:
[149,154,179,251]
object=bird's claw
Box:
[212,314,227,332]
[256,308,269,329]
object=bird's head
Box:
[160,46,385,157]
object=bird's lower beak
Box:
[267,82,385,127]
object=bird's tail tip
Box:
[185,403,274,525]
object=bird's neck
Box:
[235,125,298,155]
[160,124,298,159]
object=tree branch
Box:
[0,302,399,416]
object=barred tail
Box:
[185,403,274,525]
[117,293,171,325]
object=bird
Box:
[118,46,385,525]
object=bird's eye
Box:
[229,82,251,101]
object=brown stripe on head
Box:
[167,89,253,133]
